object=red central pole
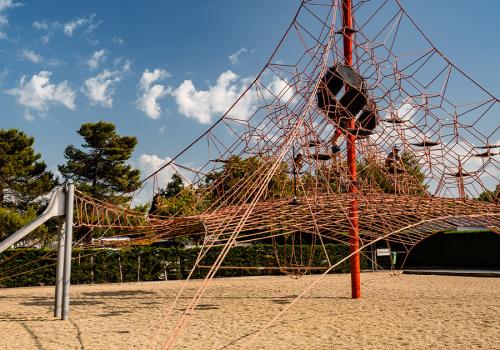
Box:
[342,0,361,299]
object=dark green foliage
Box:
[204,155,292,203]
[133,203,149,213]
[153,173,206,217]
[0,244,369,287]
[155,187,205,217]
[312,161,347,194]
[0,129,56,207]
[358,151,427,195]
[59,121,140,204]
[400,151,427,193]
[0,249,58,287]
[0,206,50,242]
[0,129,56,244]
[160,173,184,198]
[477,184,499,202]
[153,156,292,217]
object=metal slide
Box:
[0,186,66,253]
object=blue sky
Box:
[0,0,498,183]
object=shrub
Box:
[0,244,369,288]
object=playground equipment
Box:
[0,1,498,348]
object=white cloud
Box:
[21,49,42,64]
[0,0,20,39]
[85,17,102,35]
[171,79,211,124]
[87,49,106,70]
[63,13,100,37]
[169,71,291,125]
[33,15,102,44]
[132,154,174,205]
[140,68,169,90]
[267,75,294,103]
[82,70,121,108]
[122,59,131,72]
[114,57,131,72]
[132,153,197,206]
[6,71,76,112]
[113,36,124,45]
[0,0,17,12]
[32,20,59,44]
[136,68,170,119]
[229,47,247,65]
[64,18,87,36]
[32,20,49,30]
[170,70,257,124]
[20,49,61,66]
[41,35,50,45]
[137,154,172,183]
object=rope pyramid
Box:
[68,0,499,347]
[74,0,499,254]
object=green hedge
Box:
[0,244,368,288]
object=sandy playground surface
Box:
[0,272,498,349]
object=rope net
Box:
[72,0,499,260]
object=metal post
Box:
[62,183,74,320]
[342,0,361,299]
[54,221,65,318]
[370,243,375,272]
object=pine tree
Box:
[0,129,56,208]
[59,121,140,204]
[160,173,184,198]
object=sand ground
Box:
[0,272,498,349]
